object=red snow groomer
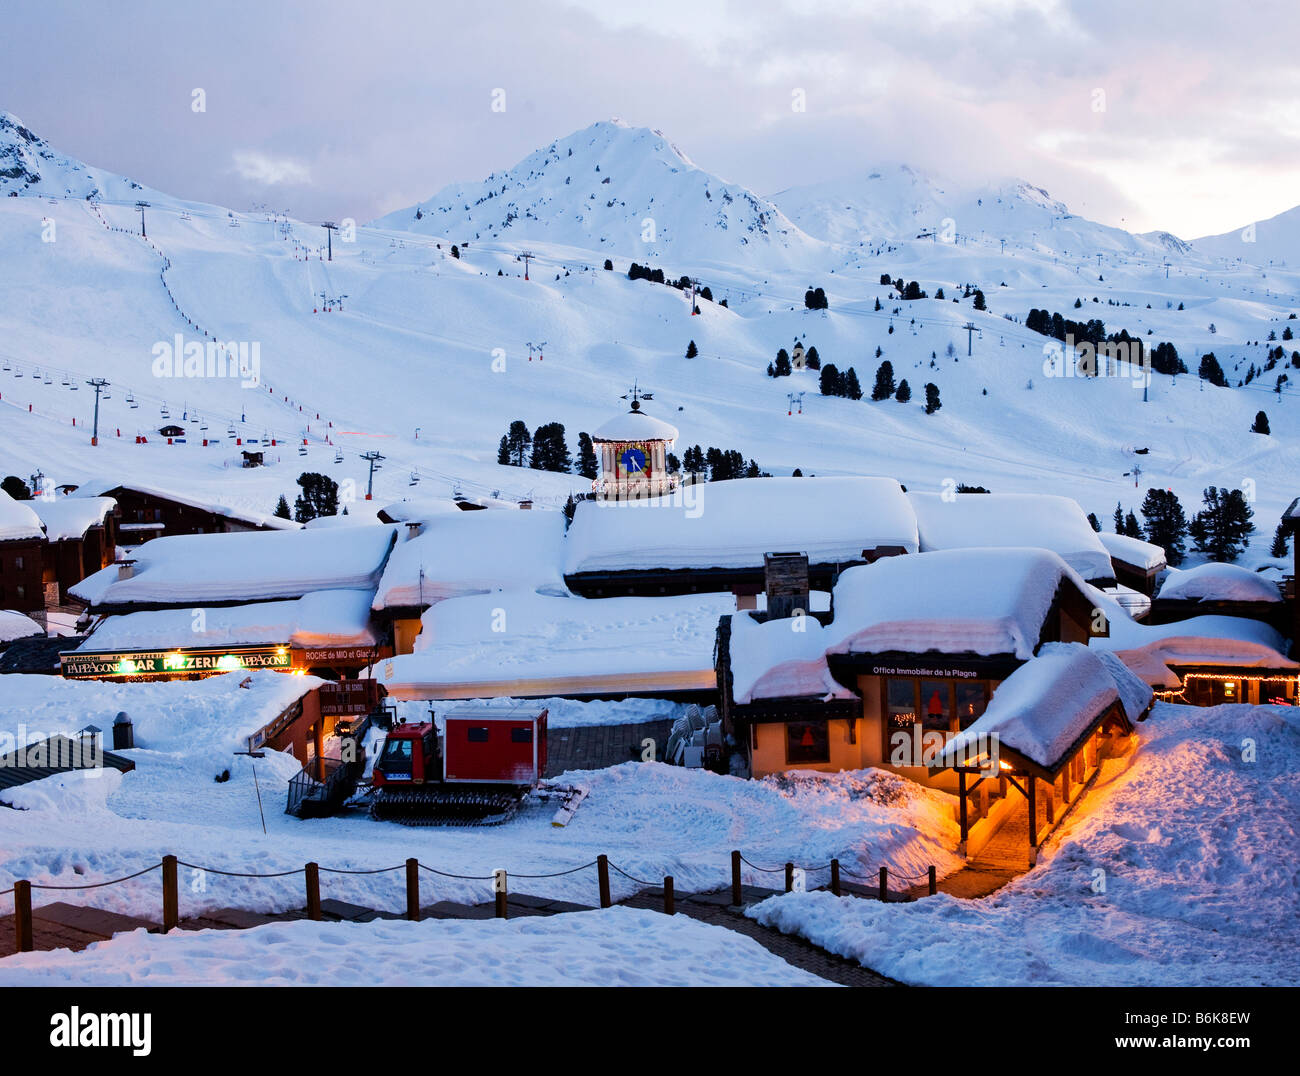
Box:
[369,706,585,826]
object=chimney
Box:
[117,559,136,581]
[764,552,809,620]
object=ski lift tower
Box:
[135,201,150,238]
[520,251,534,281]
[963,321,978,356]
[360,451,385,500]
[322,221,339,261]
[86,378,110,446]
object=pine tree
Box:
[1139,488,1188,566]
[871,361,896,401]
[924,383,941,414]
[775,349,792,377]
[1087,512,1101,532]
[501,420,532,467]
[1188,486,1255,562]
[1124,511,1142,538]
[497,435,511,466]
[293,472,339,523]
[1251,410,1270,434]
[805,346,820,370]
[895,379,911,403]
[603,259,613,271]
[1199,353,1227,387]
[972,289,986,311]
[1,476,32,500]
[273,494,291,520]
[530,422,572,473]
[1270,521,1289,558]
[843,367,863,400]
[576,432,598,480]
[819,363,842,397]
[685,340,698,359]
[1113,501,1125,533]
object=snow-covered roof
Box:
[827,548,1083,661]
[71,526,397,608]
[70,478,299,531]
[940,642,1143,771]
[1098,530,1166,572]
[378,497,473,524]
[907,492,1114,581]
[0,609,44,644]
[369,590,731,700]
[29,496,115,541]
[1090,614,1297,687]
[564,476,919,575]
[1157,561,1282,603]
[590,406,679,443]
[0,490,43,542]
[728,613,853,704]
[373,509,568,610]
[78,589,378,652]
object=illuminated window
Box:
[785,720,829,764]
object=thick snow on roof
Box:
[70,478,299,531]
[590,406,679,443]
[941,643,1131,770]
[374,509,568,610]
[908,492,1114,581]
[1090,614,1296,686]
[0,489,43,541]
[828,548,1079,661]
[73,526,397,607]
[371,590,731,699]
[78,589,377,652]
[1098,530,1166,572]
[1157,561,1282,603]
[378,496,471,524]
[0,609,44,644]
[729,613,852,704]
[29,496,115,541]
[565,476,918,575]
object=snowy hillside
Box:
[1193,203,1300,268]
[1,113,1298,568]
[373,120,824,270]
[0,111,162,204]
[772,162,1190,260]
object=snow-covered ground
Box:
[749,701,1300,986]
[0,907,831,987]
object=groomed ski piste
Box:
[2,112,1299,986]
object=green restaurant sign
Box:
[60,645,293,679]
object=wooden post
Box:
[1061,761,1072,805]
[305,862,321,921]
[958,770,968,840]
[785,862,794,893]
[1027,776,1038,848]
[928,865,937,896]
[495,870,508,919]
[597,854,611,909]
[161,855,178,931]
[405,858,419,922]
[1044,784,1056,825]
[830,859,841,897]
[13,880,33,953]
[878,866,888,903]
[731,850,742,906]
[664,876,675,916]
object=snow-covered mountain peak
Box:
[0,109,149,202]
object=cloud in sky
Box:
[0,0,1296,238]
[231,150,311,186]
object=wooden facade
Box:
[0,534,46,613]
[89,485,283,546]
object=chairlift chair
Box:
[298,444,307,456]
[333,449,344,464]
[409,471,420,486]
[228,422,237,436]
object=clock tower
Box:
[591,385,679,501]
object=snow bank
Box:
[373,508,568,609]
[564,476,919,575]
[0,768,124,813]
[729,612,852,703]
[0,489,43,541]
[1098,530,1166,572]
[0,907,829,987]
[828,548,1079,660]
[78,589,378,651]
[77,526,397,606]
[1158,561,1282,603]
[752,701,1300,986]
[908,492,1114,581]
[0,609,44,643]
[372,590,730,698]
[29,496,115,540]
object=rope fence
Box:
[1,848,941,953]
